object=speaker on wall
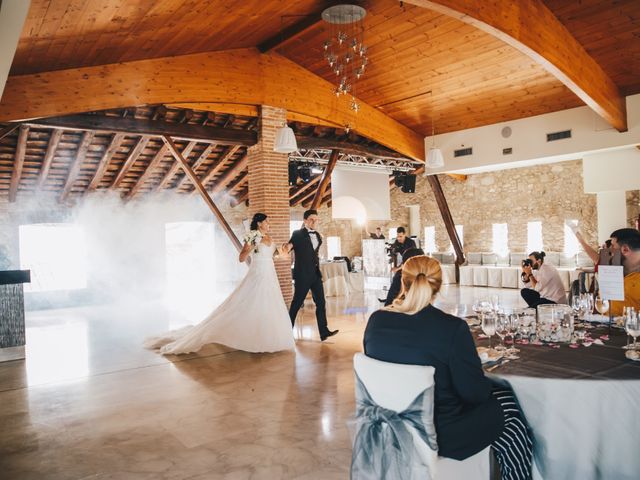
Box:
[401,174,416,193]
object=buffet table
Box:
[473,323,640,480]
[0,270,31,362]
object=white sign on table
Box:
[598,265,625,301]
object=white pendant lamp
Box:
[426,147,444,169]
[274,124,298,153]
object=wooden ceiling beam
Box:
[9,125,29,202]
[174,143,216,191]
[112,136,151,188]
[154,141,198,191]
[209,153,247,196]
[230,189,249,208]
[310,149,339,211]
[197,145,242,192]
[26,114,257,146]
[426,174,465,265]
[0,124,19,141]
[0,49,425,161]
[125,143,170,199]
[60,131,94,201]
[86,133,125,193]
[37,129,63,190]
[163,136,243,254]
[258,15,323,53]
[405,0,627,131]
[289,176,322,206]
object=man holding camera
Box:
[389,227,416,272]
[521,251,567,308]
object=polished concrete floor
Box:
[0,286,524,479]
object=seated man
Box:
[369,227,385,240]
[521,251,568,307]
[383,247,425,306]
[610,229,640,315]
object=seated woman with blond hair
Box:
[363,255,533,480]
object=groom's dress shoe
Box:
[320,329,339,341]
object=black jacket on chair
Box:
[289,228,323,285]
[363,304,504,460]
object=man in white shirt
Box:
[521,251,568,307]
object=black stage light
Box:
[394,172,404,187]
[401,174,416,193]
[298,165,311,183]
[288,163,298,186]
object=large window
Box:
[327,236,341,259]
[19,224,88,292]
[492,223,509,256]
[424,226,436,253]
[449,225,464,252]
[564,220,580,257]
[527,221,543,253]
[388,227,397,240]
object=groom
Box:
[287,209,339,341]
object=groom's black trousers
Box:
[289,275,329,336]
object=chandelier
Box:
[321,4,368,113]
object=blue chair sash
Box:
[351,373,438,480]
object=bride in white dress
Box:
[145,213,295,354]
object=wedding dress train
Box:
[145,242,295,354]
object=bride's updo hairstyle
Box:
[385,255,442,314]
[250,213,267,231]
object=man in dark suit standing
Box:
[285,209,339,341]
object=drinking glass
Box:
[482,312,497,350]
[595,295,609,316]
[585,293,595,315]
[505,314,521,356]
[495,314,508,351]
[625,311,640,351]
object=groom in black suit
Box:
[286,209,338,341]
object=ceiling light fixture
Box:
[425,98,444,170]
[321,4,368,113]
[274,123,298,153]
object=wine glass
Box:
[482,312,497,350]
[494,314,508,351]
[585,293,595,315]
[625,311,640,351]
[595,295,609,316]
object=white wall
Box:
[425,94,640,174]
[0,0,30,101]
[583,148,640,193]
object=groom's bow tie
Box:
[307,229,317,234]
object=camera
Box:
[522,258,533,268]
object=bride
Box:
[145,213,295,354]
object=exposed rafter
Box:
[112,136,150,188]
[0,124,19,142]
[125,144,169,199]
[258,15,323,53]
[405,0,627,131]
[174,143,216,191]
[310,149,339,211]
[290,176,322,207]
[60,131,94,201]
[37,129,63,189]
[154,141,197,191]
[209,153,247,196]
[9,125,29,202]
[86,133,125,193]
[426,174,465,265]
[27,114,257,146]
[197,145,241,192]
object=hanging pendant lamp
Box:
[274,124,298,153]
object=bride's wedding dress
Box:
[145,242,295,354]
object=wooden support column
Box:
[310,149,339,211]
[247,106,293,303]
[9,125,28,202]
[163,136,243,254]
[426,175,465,267]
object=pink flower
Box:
[569,344,579,349]
[599,335,609,341]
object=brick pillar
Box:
[247,106,293,303]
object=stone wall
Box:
[315,159,601,258]
[627,190,640,228]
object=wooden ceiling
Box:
[8,0,639,136]
[0,106,399,208]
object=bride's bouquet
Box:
[244,230,263,253]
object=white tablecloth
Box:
[495,374,640,480]
[320,262,350,297]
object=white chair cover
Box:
[487,267,503,288]
[473,267,488,286]
[459,266,474,286]
[441,265,457,285]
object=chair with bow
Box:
[352,353,492,479]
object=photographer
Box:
[521,251,568,308]
[388,226,416,272]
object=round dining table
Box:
[472,321,640,480]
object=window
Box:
[290,220,302,238]
[327,236,341,259]
[527,221,543,253]
[492,223,509,256]
[19,223,88,292]
[388,227,397,240]
[564,220,579,257]
[424,226,436,253]
[449,225,464,252]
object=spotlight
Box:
[288,162,299,186]
[298,166,311,183]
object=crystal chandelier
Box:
[321,4,368,112]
